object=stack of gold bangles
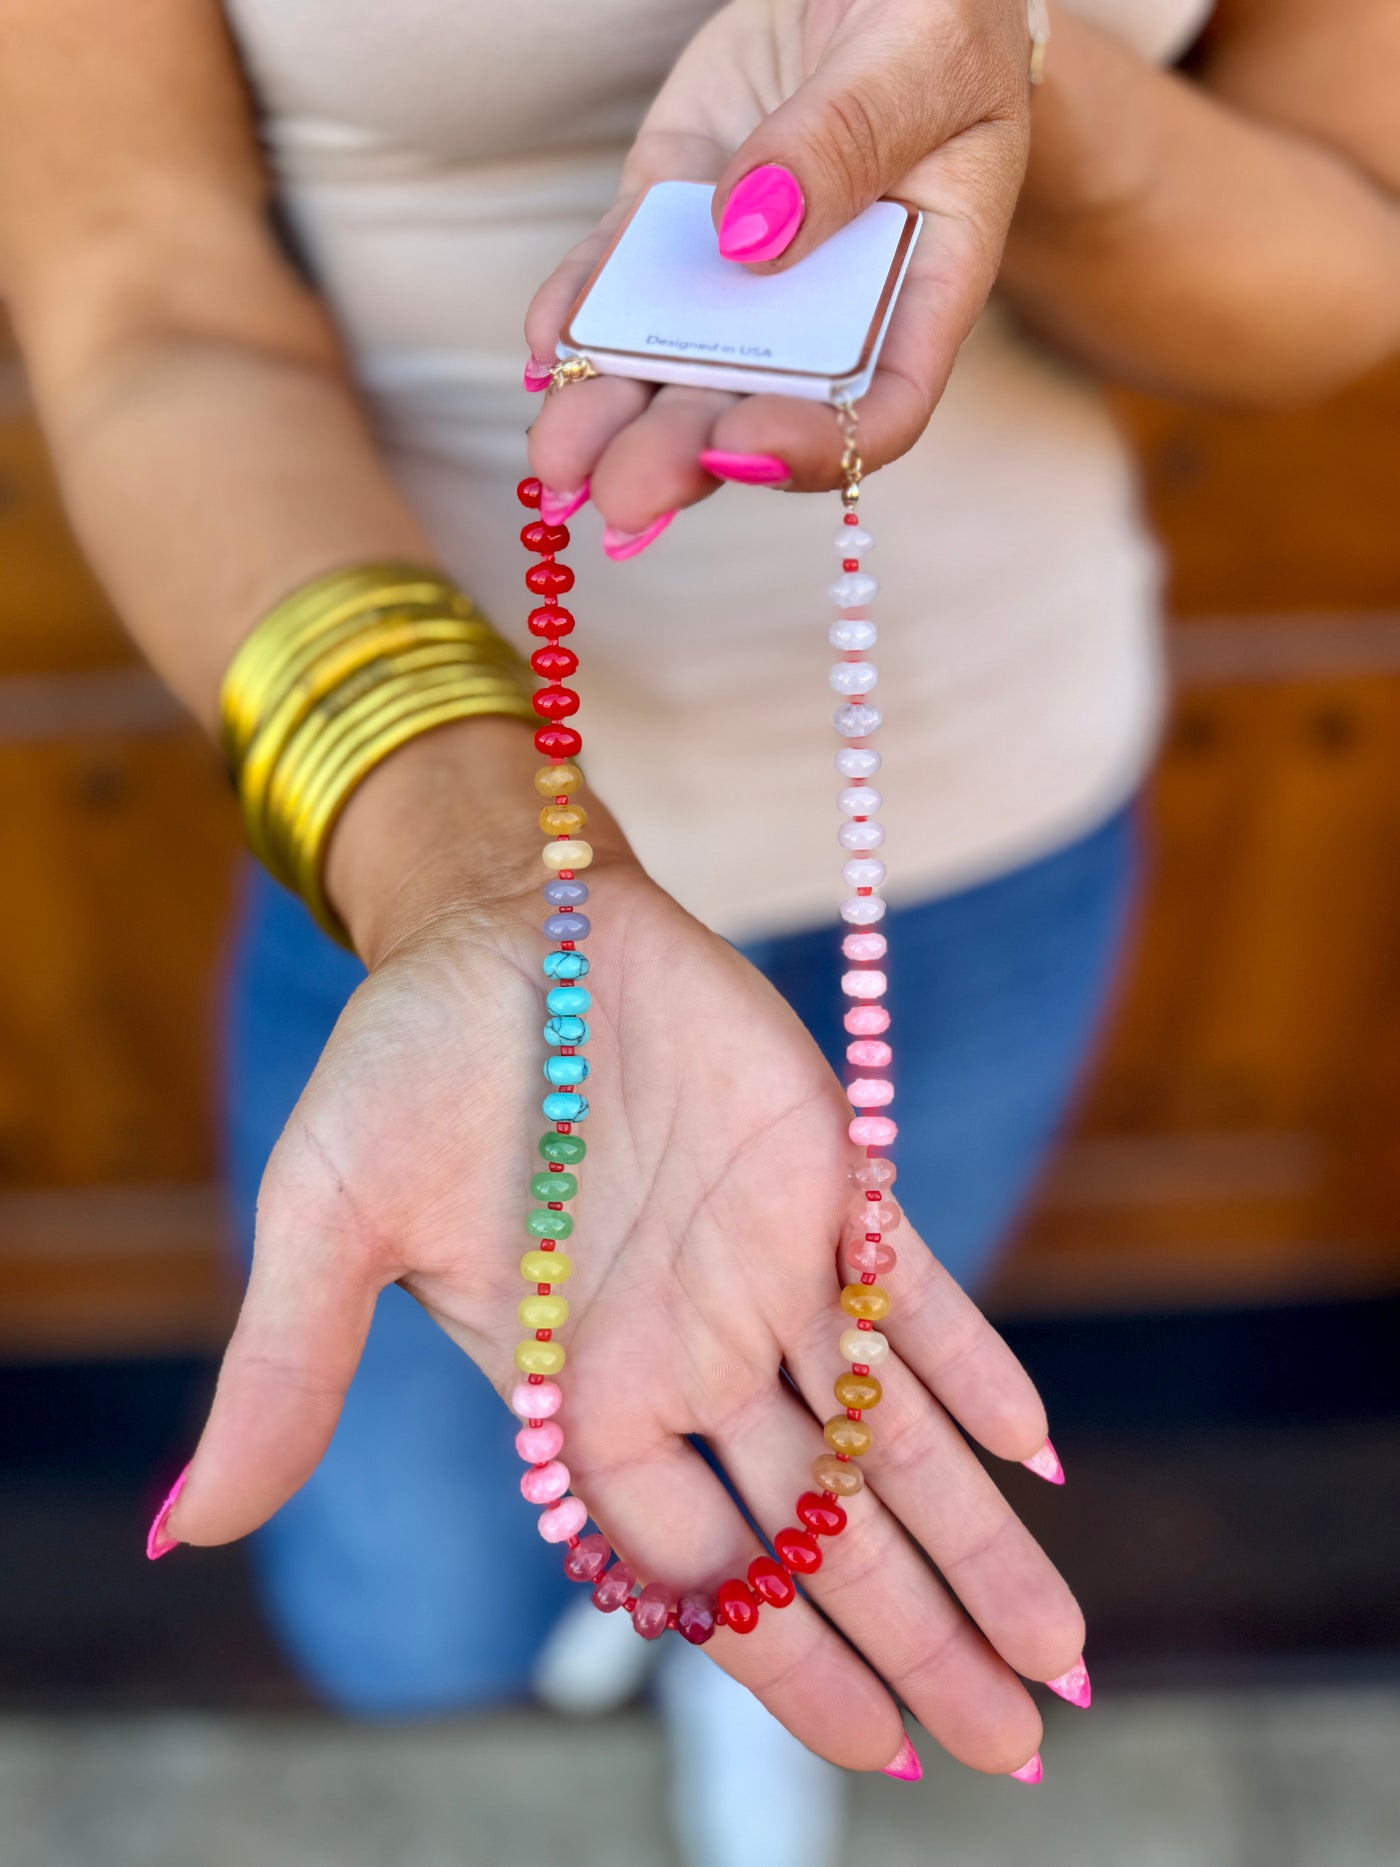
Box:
[220,562,534,945]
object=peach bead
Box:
[535,762,583,798]
[521,1459,571,1504]
[844,1006,891,1036]
[850,1115,898,1147]
[515,1421,564,1463]
[841,969,887,1001]
[824,1415,873,1456]
[841,1283,891,1321]
[847,1038,892,1068]
[812,1453,865,1497]
[842,932,887,962]
[510,1378,561,1419]
[835,1371,883,1410]
[538,1497,588,1543]
[847,1078,894,1108]
[845,1236,896,1277]
[839,1327,889,1364]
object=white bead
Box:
[828,617,877,651]
[829,661,877,695]
[834,527,874,557]
[840,1327,889,1364]
[843,857,886,889]
[839,820,886,851]
[841,894,887,925]
[833,703,881,738]
[838,785,882,816]
[829,571,879,609]
[835,747,881,780]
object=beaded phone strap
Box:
[508,409,899,1644]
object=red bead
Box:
[591,1561,635,1613]
[518,477,543,508]
[563,1532,611,1583]
[843,510,859,525]
[796,1491,848,1538]
[716,1578,761,1635]
[520,520,571,554]
[774,1527,822,1575]
[527,605,575,639]
[843,558,860,571]
[747,1556,796,1608]
[535,725,583,760]
[530,644,579,679]
[676,1590,718,1645]
[532,685,580,719]
[526,560,575,597]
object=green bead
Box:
[539,1132,587,1166]
[527,1208,573,1239]
[530,1171,577,1202]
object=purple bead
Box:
[543,912,590,941]
[591,1561,635,1613]
[632,1580,673,1641]
[676,1590,717,1646]
[543,879,589,907]
[563,1532,611,1583]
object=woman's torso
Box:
[223,0,1211,937]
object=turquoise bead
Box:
[544,1015,589,1046]
[546,986,591,1016]
[527,1208,574,1239]
[543,1091,589,1122]
[544,1055,589,1087]
[543,950,589,981]
[539,1132,586,1165]
[530,1171,577,1202]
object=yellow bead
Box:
[519,1293,569,1330]
[824,1414,873,1456]
[535,763,583,798]
[521,1249,572,1284]
[840,1283,891,1322]
[812,1453,865,1497]
[542,839,593,873]
[514,1338,566,1376]
[539,803,587,836]
[835,1371,882,1410]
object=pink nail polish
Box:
[1009,1753,1044,1786]
[718,164,805,264]
[881,1733,922,1782]
[602,511,675,561]
[539,482,590,524]
[146,1462,190,1561]
[523,353,556,392]
[1022,1438,1065,1485]
[698,449,790,486]
[1046,1656,1092,1709]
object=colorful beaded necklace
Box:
[510,435,897,1646]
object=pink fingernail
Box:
[602,511,675,561]
[539,481,590,524]
[881,1733,922,1782]
[523,353,556,392]
[1046,1656,1092,1709]
[1022,1438,1065,1485]
[1009,1752,1044,1786]
[146,1462,190,1560]
[718,164,805,264]
[699,449,790,486]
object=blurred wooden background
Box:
[2,317,1398,1355]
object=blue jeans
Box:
[224,805,1137,1714]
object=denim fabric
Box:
[223,805,1136,1713]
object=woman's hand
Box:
[525,0,1033,537]
[164,724,1083,1777]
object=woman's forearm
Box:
[999,4,1400,405]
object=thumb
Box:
[150,1214,381,1555]
[713,7,1028,270]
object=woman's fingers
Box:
[574,1421,908,1771]
[588,384,742,532]
[711,1383,1044,1775]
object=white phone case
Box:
[558,180,921,404]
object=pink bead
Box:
[847,1038,892,1068]
[848,1077,894,1109]
[564,1532,611,1582]
[510,1379,561,1420]
[538,1495,588,1543]
[850,1115,898,1147]
[592,1560,635,1612]
[842,932,887,962]
[853,1156,897,1189]
[521,1459,571,1504]
[844,1005,891,1036]
[632,1580,673,1640]
[841,969,887,1000]
[846,1236,898,1275]
[864,1200,902,1232]
[515,1421,564,1463]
